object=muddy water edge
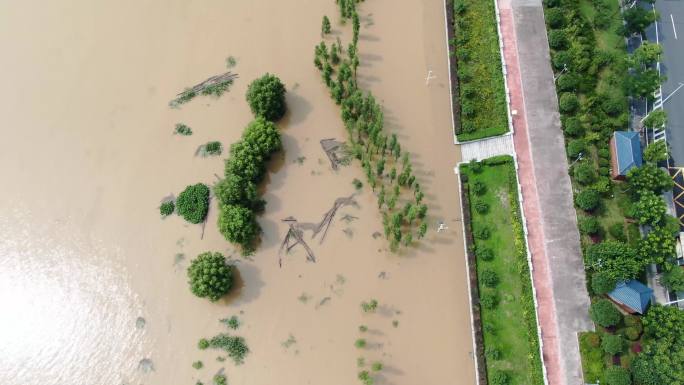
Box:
[0,0,475,384]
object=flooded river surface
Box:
[0,1,476,384]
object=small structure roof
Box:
[607,280,653,314]
[613,131,642,176]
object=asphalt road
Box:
[649,0,684,166]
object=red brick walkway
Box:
[498,0,564,384]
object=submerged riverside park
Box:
[0,1,478,385]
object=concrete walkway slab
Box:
[460,134,515,162]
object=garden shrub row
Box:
[452,0,508,141]
[461,156,544,385]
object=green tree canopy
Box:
[632,305,684,385]
[642,109,667,129]
[218,204,261,255]
[321,15,331,35]
[246,73,287,121]
[604,366,632,385]
[638,226,677,265]
[214,175,264,212]
[177,183,210,224]
[590,299,622,327]
[601,334,625,355]
[623,6,658,36]
[585,241,646,282]
[575,189,601,211]
[592,271,617,295]
[631,191,666,226]
[630,42,663,68]
[187,251,234,301]
[626,164,673,195]
[661,266,684,292]
[242,117,282,159]
[643,140,669,163]
[225,141,266,183]
[627,68,665,100]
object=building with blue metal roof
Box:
[607,280,653,314]
[610,131,643,180]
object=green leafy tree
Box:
[638,226,676,265]
[589,299,622,327]
[643,109,667,129]
[643,140,669,163]
[567,139,586,158]
[601,334,625,355]
[626,164,673,195]
[579,216,601,235]
[160,201,175,217]
[177,183,210,224]
[187,251,234,301]
[242,117,282,158]
[214,175,264,211]
[417,222,428,239]
[574,161,597,185]
[218,204,261,255]
[575,189,600,211]
[585,240,645,281]
[246,73,287,121]
[322,15,331,35]
[627,68,665,100]
[631,42,663,67]
[225,141,266,183]
[632,305,684,385]
[661,266,684,292]
[559,93,579,113]
[623,6,658,36]
[631,191,666,226]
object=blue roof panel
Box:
[608,280,653,314]
[614,131,642,175]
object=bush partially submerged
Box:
[160,201,175,217]
[187,252,234,301]
[246,73,287,121]
[218,204,261,255]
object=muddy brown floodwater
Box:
[0,0,476,384]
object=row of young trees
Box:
[214,74,287,254]
[314,1,428,251]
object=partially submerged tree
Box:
[187,251,234,301]
[218,204,261,255]
[177,183,210,224]
[246,73,287,121]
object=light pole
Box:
[553,64,568,82]
[569,152,584,168]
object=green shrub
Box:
[480,293,499,309]
[474,199,489,214]
[472,180,487,195]
[599,167,609,176]
[592,272,617,295]
[480,269,499,288]
[218,204,261,255]
[192,360,203,369]
[601,334,625,355]
[187,251,234,301]
[567,139,586,158]
[576,189,600,211]
[584,331,601,348]
[469,159,483,173]
[477,246,495,261]
[579,216,601,235]
[643,109,667,129]
[599,158,610,167]
[355,338,367,348]
[661,266,684,292]
[624,326,641,341]
[604,366,632,385]
[489,371,510,385]
[602,94,626,117]
[246,73,287,121]
[546,8,565,28]
[225,141,267,183]
[198,338,209,350]
[208,334,249,364]
[609,222,626,242]
[552,51,571,70]
[485,345,502,360]
[548,30,569,49]
[474,226,490,240]
[626,164,673,195]
[205,141,223,156]
[557,73,579,91]
[643,140,668,163]
[559,93,580,113]
[160,201,175,217]
[544,0,561,7]
[174,123,193,136]
[563,117,584,137]
[177,183,210,224]
[574,161,597,185]
[624,314,642,330]
[631,191,666,226]
[590,299,622,327]
[213,374,227,385]
[598,148,610,159]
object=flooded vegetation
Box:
[0,1,476,384]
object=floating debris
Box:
[316,296,331,309]
[138,358,154,373]
[320,138,350,170]
[297,292,311,303]
[169,71,238,108]
[135,317,146,329]
[279,216,317,267]
[281,334,297,349]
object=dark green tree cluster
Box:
[187,251,234,301]
[632,305,684,385]
[216,76,286,254]
[313,1,427,252]
[177,183,210,224]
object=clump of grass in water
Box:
[198,338,209,350]
[208,334,249,364]
[192,360,203,370]
[359,325,368,333]
[169,88,198,108]
[352,178,363,190]
[213,374,227,385]
[205,141,223,156]
[360,299,378,313]
[357,357,366,367]
[298,292,311,303]
[174,123,193,136]
[220,315,240,330]
[281,334,297,348]
[355,338,367,349]
[226,56,237,68]
[201,79,233,98]
[371,362,383,372]
[358,370,374,385]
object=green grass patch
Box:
[453,0,508,141]
[579,332,606,383]
[461,156,543,385]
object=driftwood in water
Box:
[312,194,357,243]
[320,138,347,170]
[279,216,316,267]
[170,72,238,106]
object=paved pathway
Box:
[497,0,593,384]
[459,133,515,162]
